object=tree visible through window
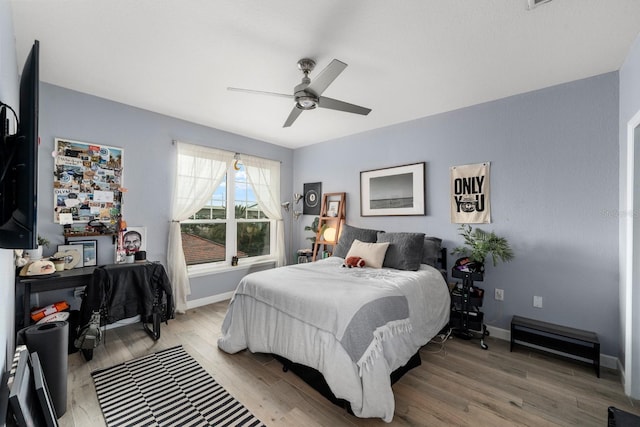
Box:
[180,161,272,266]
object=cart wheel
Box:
[282,365,289,373]
[481,342,488,350]
[484,329,490,336]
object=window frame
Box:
[182,162,277,276]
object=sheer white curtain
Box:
[168,142,234,313]
[242,154,285,267]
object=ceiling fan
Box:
[228,58,372,128]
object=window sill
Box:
[187,258,276,278]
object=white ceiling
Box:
[10,0,640,149]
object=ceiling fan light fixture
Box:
[296,95,317,110]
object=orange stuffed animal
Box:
[342,256,366,268]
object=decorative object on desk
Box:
[37,235,50,248]
[360,162,425,216]
[49,256,65,272]
[303,182,322,215]
[14,249,28,267]
[53,250,79,270]
[23,234,49,261]
[91,346,266,427]
[134,250,146,263]
[56,244,84,268]
[450,162,491,224]
[115,215,127,264]
[451,224,513,267]
[68,239,97,266]
[18,259,57,277]
[53,138,123,224]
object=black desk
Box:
[15,263,172,343]
[16,266,96,332]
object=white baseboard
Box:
[486,325,618,370]
[186,291,234,310]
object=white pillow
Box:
[345,239,390,269]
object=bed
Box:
[217,228,450,422]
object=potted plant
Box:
[451,224,514,267]
[304,217,327,246]
[38,235,50,249]
[24,235,50,260]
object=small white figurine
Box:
[14,249,28,268]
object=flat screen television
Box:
[0,40,39,249]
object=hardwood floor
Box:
[60,301,639,426]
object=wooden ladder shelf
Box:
[312,192,346,261]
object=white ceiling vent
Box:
[527,0,553,9]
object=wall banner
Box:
[450,162,491,224]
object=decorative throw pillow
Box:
[422,236,443,268]
[377,232,425,271]
[333,224,383,258]
[345,239,390,269]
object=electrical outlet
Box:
[533,296,543,308]
[494,288,504,301]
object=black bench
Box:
[510,315,600,377]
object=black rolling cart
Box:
[450,267,489,350]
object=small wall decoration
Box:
[450,162,491,224]
[116,226,146,263]
[53,138,123,224]
[327,200,340,217]
[70,239,98,267]
[303,182,322,215]
[360,162,425,216]
[123,226,146,253]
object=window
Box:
[180,161,275,266]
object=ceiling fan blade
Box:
[283,107,303,127]
[318,96,371,116]
[306,59,347,96]
[227,87,293,99]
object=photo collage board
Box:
[53,138,123,224]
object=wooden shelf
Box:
[63,231,117,244]
[312,192,346,261]
[64,231,115,238]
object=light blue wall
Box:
[35,83,293,301]
[618,33,640,396]
[294,72,620,355]
[0,0,19,373]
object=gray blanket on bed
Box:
[229,260,412,370]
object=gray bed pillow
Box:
[377,231,425,271]
[422,236,443,268]
[333,224,383,258]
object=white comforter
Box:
[217,257,450,422]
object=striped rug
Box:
[91,346,266,427]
